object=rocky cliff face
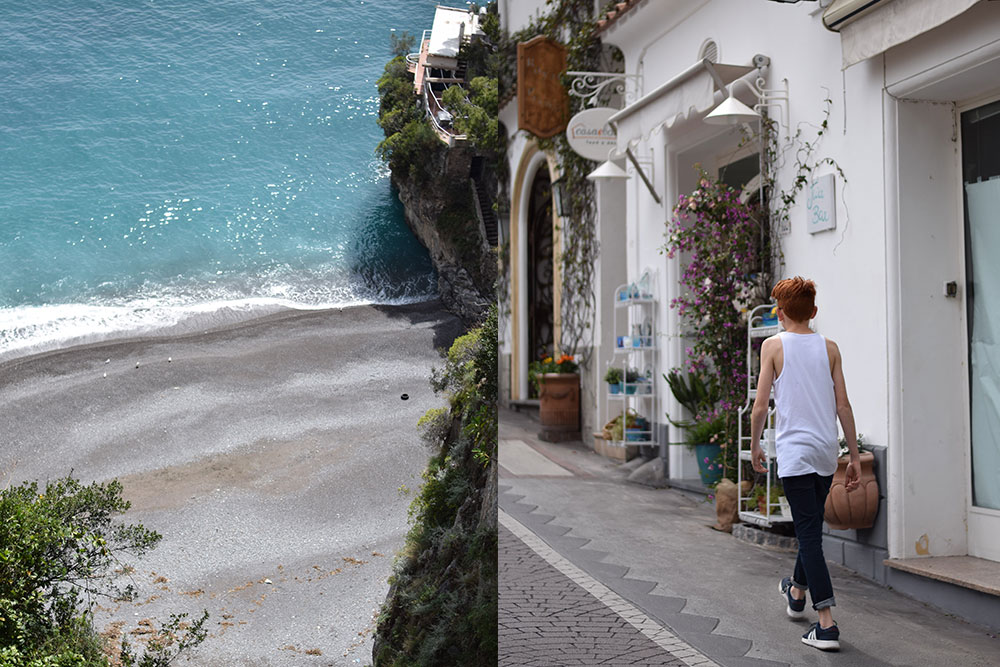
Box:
[391,143,495,325]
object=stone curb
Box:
[732,524,799,552]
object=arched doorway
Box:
[527,167,554,395]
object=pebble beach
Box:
[0,300,463,664]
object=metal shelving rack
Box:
[737,303,793,527]
[605,271,657,448]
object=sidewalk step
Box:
[885,555,1000,597]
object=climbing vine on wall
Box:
[499,1,621,363]
[746,94,847,268]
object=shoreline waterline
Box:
[0,294,444,372]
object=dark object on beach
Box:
[401,394,409,401]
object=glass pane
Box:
[963,101,1000,510]
[719,152,760,192]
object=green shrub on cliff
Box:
[441,77,498,154]
[0,476,206,665]
[376,119,442,183]
[373,307,498,666]
[375,56,443,183]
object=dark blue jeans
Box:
[782,473,836,610]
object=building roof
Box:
[595,0,642,34]
[426,5,482,67]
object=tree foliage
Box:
[388,31,416,58]
[442,77,498,154]
[375,56,444,183]
[0,476,206,666]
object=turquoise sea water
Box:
[0,0,438,360]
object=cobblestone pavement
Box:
[500,518,711,666]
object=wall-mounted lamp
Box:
[704,93,761,125]
[586,159,629,181]
[587,153,629,181]
[704,76,789,137]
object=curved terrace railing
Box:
[424,81,466,146]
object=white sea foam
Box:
[0,289,437,365]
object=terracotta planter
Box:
[538,373,580,434]
[824,451,879,530]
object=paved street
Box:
[500,518,700,666]
[499,408,1000,667]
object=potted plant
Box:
[608,410,634,441]
[686,415,727,486]
[663,171,771,484]
[824,434,879,530]
[664,369,719,425]
[604,366,623,394]
[530,354,580,441]
[747,482,784,515]
[665,369,727,485]
[624,367,641,394]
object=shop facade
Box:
[500,0,1000,629]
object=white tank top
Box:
[772,332,838,478]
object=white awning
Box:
[825,0,980,69]
[609,59,753,145]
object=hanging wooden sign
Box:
[517,36,569,139]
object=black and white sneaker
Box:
[802,622,840,651]
[778,577,807,620]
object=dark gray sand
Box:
[0,300,464,665]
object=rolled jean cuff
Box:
[813,596,836,611]
[791,578,808,591]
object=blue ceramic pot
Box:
[694,443,723,486]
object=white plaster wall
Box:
[498,114,526,358]
[497,0,1000,560]
[499,0,549,33]
[594,178,628,433]
[890,98,968,558]
[877,1,1000,559]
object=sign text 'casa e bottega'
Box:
[565,107,617,161]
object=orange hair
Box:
[771,277,816,322]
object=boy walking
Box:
[749,277,861,651]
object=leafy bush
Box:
[376,57,419,124]
[118,611,209,667]
[441,77,498,153]
[374,307,497,665]
[416,407,452,448]
[376,118,443,183]
[663,171,770,481]
[388,31,415,58]
[0,476,206,665]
